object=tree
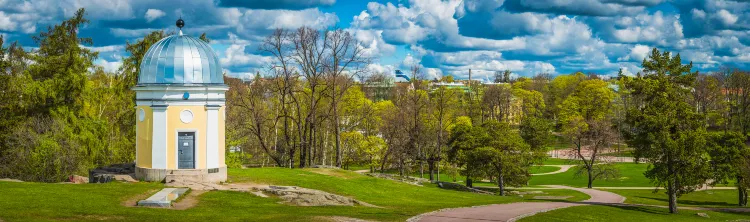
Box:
[519,116,553,152]
[448,116,483,187]
[560,79,619,188]
[706,131,749,206]
[323,28,369,168]
[427,86,459,181]
[482,120,542,195]
[622,48,711,213]
[482,84,514,122]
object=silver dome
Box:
[138,34,223,85]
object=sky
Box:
[1,0,749,81]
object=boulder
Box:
[69,175,88,184]
[258,185,377,207]
[90,174,114,183]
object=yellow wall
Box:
[136,104,226,170]
[136,106,153,168]
[166,106,208,169]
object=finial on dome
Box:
[176,17,185,29]
[176,17,184,36]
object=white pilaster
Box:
[151,106,168,169]
[206,106,220,168]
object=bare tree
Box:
[322,28,370,167]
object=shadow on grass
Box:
[602,204,750,218]
[635,196,738,207]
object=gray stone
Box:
[89,174,114,183]
[137,188,189,208]
[258,185,377,207]
[697,213,710,218]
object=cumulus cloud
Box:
[588,11,684,46]
[144,9,165,23]
[95,59,122,73]
[235,8,338,36]
[217,0,336,10]
[503,0,647,16]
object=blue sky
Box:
[1,0,749,81]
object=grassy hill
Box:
[0,168,585,222]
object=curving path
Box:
[530,165,575,176]
[413,185,625,222]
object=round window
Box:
[138,108,145,122]
[180,110,194,123]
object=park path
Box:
[547,149,635,163]
[530,165,575,176]
[413,185,625,222]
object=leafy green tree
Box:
[448,116,483,187]
[482,120,541,195]
[520,116,553,151]
[706,131,749,206]
[622,48,711,213]
[559,79,619,188]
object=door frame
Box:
[175,129,200,169]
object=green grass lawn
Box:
[0,168,543,222]
[528,163,653,187]
[605,189,746,208]
[542,158,579,165]
[0,168,530,221]
[519,204,750,222]
[530,165,561,174]
[602,150,635,157]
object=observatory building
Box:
[133,19,227,183]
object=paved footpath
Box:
[413,185,625,222]
[530,165,575,176]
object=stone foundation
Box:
[135,166,227,183]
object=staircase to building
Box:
[164,169,208,183]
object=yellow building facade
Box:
[133,19,228,183]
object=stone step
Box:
[137,188,189,208]
[165,174,205,183]
[166,169,204,175]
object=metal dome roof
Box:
[137,34,223,85]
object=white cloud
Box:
[145,9,166,23]
[96,59,122,73]
[618,44,651,62]
[237,8,338,33]
[0,12,16,31]
[715,9,738,26]
[220,42,274,68]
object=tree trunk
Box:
[420,161,424,178]
[737,176,747,207]
[466,177,473,188]
[498,172,505,196]
[668,179,678,213]
[334,104,342,167]
[428,161,435,181]
[587,167,594,189]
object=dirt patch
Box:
[0,178,23,182]
[121,189,159,207]
[305,168,358,179]
[171,190,206,210]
